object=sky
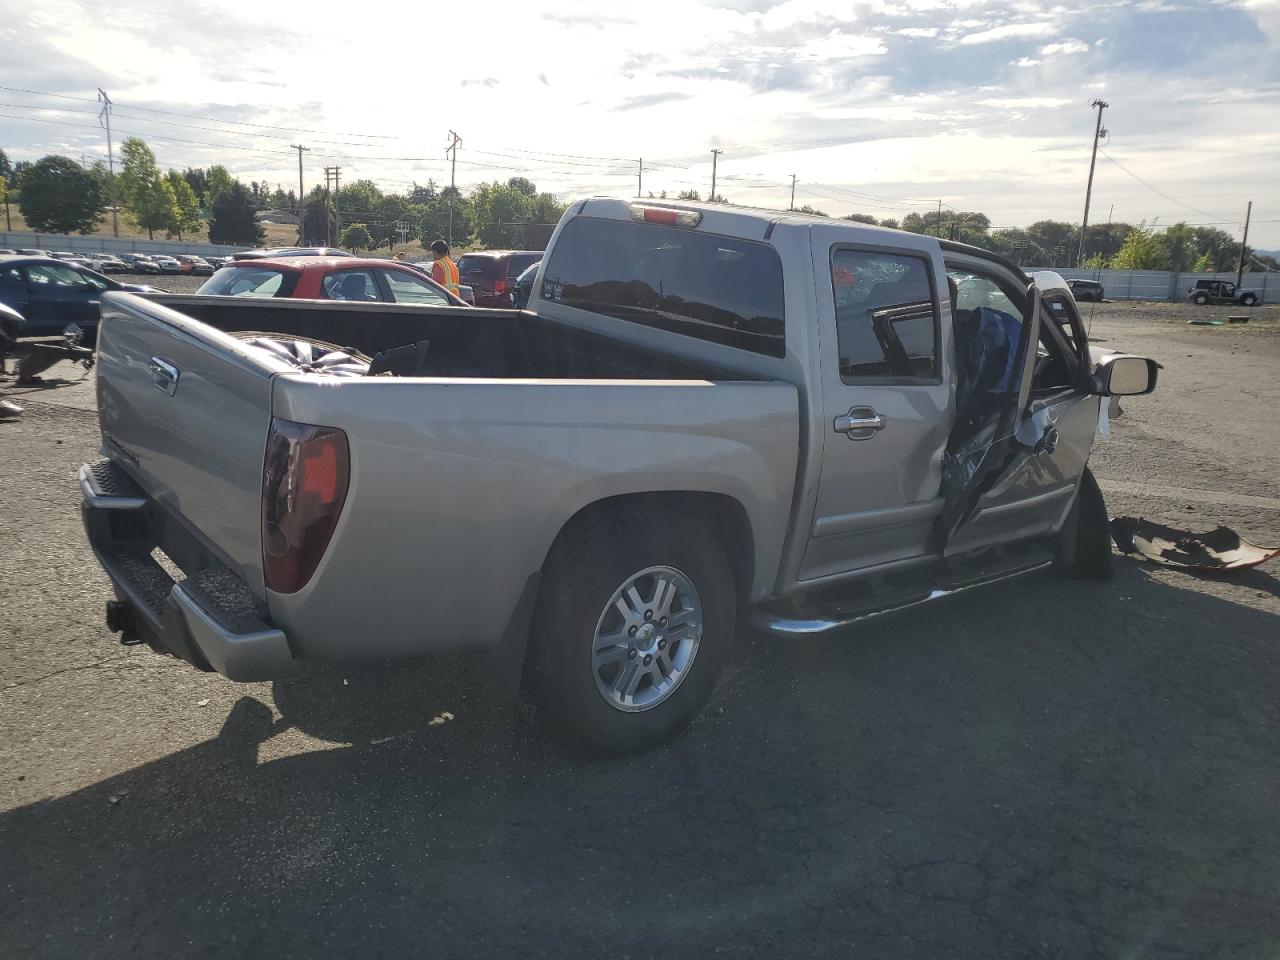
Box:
[1,0,1278,248]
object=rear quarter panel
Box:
[268,376,799,660]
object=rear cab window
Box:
[832,248,939,380]
[200,266,298,298]
[540,216,786,357]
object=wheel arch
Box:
[543,491,757,608]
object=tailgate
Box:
[96,292,292,594]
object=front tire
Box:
[524,504,736,757]
[1241,294,1258,306]
[1056,467,1113,581]
[1193,293,1208,305]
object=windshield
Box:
[198,266,298,298]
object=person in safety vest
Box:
[429,239,460,296]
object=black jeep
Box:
[1189,279,1260,306]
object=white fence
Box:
[1031,267,1279,304]
[0,230,248,257]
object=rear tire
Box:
[1242,294,1258,306]
[524,504,736,757]
[1193,293,1208,305]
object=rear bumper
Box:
[80,460,300,682]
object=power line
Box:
[1099,148,1233,225]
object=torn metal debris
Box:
[1111,517,1280,572]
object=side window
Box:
[0,265,23,283]
[27,264,95,289]
[508,254,539,277]
[381,269,449,306]
[322,269,380,302]
[832,248,938,381]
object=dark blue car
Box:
[0,255,162,343]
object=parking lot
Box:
[2,301,1278,958]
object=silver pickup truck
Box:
[80,198,1158,755]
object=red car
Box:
[195,256,469,307]
[456,250,542,307]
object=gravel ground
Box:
[1,301,1278,959]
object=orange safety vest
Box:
[432,256,461,295]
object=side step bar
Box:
[750,557,1055,638]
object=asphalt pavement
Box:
[1,302,1278,959]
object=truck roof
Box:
[576,196,1030,283]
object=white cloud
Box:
[1039,38,1090,56]
[1013,56,1043,66]
[896,26,940,37]
[957,21,1058,44]
[797,30,888,59]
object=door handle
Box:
[149,356,180,396]
[834,407,885,439]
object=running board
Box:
[750,556,1055,638]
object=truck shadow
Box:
[4,561,1279,958]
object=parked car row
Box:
[0,249,218,276]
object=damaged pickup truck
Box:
[81,198,1158,755]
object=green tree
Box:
[1191,250,1215,273]
[1110,225,1165,269]
[1159,222,1196,272]
[182,167,208,207]
[335,179,383,222]
[989,228,1047,265]
[878,217,899,230]
[270,186,291,211]
[118,138,178,239]
[794,204,828,217]
[166,170,203,240]
[341,222,372,252]
[471,180,534,247]
[17,155,103,234]
[299,186,337,245]
[842,213,877,224]
[206,165,234,207]
[419,187,472,248]
[1025,220,1078,264]
[208,181,265,246]
[507,177,537,197]
[677,189,701,201]
[0,149,11,180]
[1189,226,1237,271]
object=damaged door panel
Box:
[945,283,1100,555]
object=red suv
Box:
[196,257,469,306]
[455,250,542,307]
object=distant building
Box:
[254,209,299,225]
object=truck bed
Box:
[89,292,799,675]
[143,294,743,381]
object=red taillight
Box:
[629,204,702,228]
[262,418,350,594]
[493,278,508,294]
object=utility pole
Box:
[709,148,723,202]
[395,220,410,252]
[936,199,942,237]
[637,157,643,198]
[97,89,119,237]
[323,166,341,245]
[789,174,797,211]
[1236,200,1252,288]
[446,130,462,244]
[291,144,308,242]
[1077,98,1110,267]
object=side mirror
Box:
[1092,355,1160,396]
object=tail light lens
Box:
[262,418,350,594]
[493,278,508,294]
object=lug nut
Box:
[628,648,637,659]
[657,638,667,650]
[659,617,668,627]
[644,610,653,621]
[628,625,638,637]
[643,654,653,666]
